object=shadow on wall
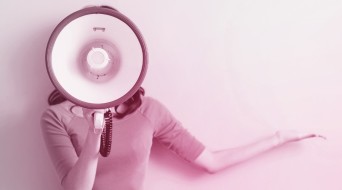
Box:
[0,23,62,190]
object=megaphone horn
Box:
[45,6,148,109]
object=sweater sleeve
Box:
[141,97,205,162]
[40,107,78,183]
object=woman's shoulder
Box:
[41,101,75,122]
[140,96,166,111]
[139,96,173,120]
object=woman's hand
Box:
[60,108,107,190]
[275,130,326,146]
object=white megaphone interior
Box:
[51,13,143,105]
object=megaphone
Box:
[45,6,148,109]
[45,6,148,157]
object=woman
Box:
[41,88,323,190]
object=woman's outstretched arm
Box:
[193,130,325,173]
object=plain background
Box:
[1,0,341,189]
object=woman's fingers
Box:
[276,130,327,145]
[299,133,327,140]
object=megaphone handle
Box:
[93,112,104,134]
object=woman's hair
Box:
[48,87,145,118]
[48,89,68,105]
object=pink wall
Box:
[0,0,341,189]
